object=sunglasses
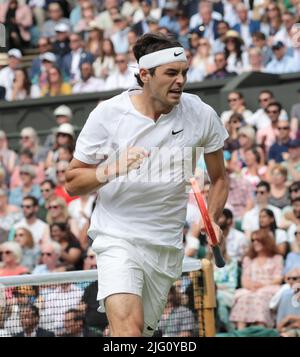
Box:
[15,233,25,237]
[278,127,289,130]
[41,252,52,257]
[41,188,51,193]
[255,190,267,195]
[49,205,59,209]
[251,238,261,243]
[266,110,279,114]
[21,204,33,209]
[259,97,270,102]
[0,250,12,256]
[86,255,96,259]
[294,231,300,236]
[56,170,66,174]
[228,98,239,102]
[287,276,300,281]
[290,188,299,193]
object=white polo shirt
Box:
[74,88,228,248]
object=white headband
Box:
[138,47,187,69]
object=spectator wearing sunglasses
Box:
[275,268,300,337]
[32,240,63,274]
[0,241,28,277]
[268,121,292,165]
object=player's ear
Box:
[139,68,151,83]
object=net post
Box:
[191,258,216,337]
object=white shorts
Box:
[91,234,184,337]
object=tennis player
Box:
[66,33,229,337]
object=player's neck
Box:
[130,91,173,121]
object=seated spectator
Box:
[15,304,55,337]
[259,208,289,256]
[190,37,215,78]
[32,240,63,274]
[105,53,137,90]
[37,179,56,223]
[230,230,283,329]
[0,241,28,277]
[0,49,22,101]
[74,1,97,39]
[268,121,292,165]
[13,227,40,272]
[0,188,21,243]
[10,149,45,189]
[52,23,71,66]
[281,181,300,229]
[0,0,33,49]
[221,91,253,125]
[30,37,52,80]
[85,21,104,57]
[45,124,75,170]
[284,227,300,275]
[59,308,85,337]
[61,32,94,84]
[232,3,260,48]
[110,14,130,54]
[282,139,300,183]
[40,66,72,97]
[242,181,282,239]
[54,161,78,204]
[72,62,105,94]
[205,52,237,80]
[223,30,248,74]
[41,2,70,40]
[184,49,204,83]
[276,268,300,337]
[218,208,249,262]
[212,239,239,332]
[290,88,300,139]
[50,222,82,271]
[268,164,290,209]
[251,31,273,67]
[6,68,31,101]
[80,248,108,336]
[159,2,180,35]
[257,101,285,154]
[0,130,17,182]
[224,113,244,153]
[9,164,42,207]
[14,196,50,247]
[93,38,116,80]
[19,127,48,165]
[247,90,288,131]
[44,105,73,151]
[241,148,267,188]
[265,41,296,74]
[243,47,265,72]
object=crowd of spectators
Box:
[1,0,300,100]
[1,0,300,337]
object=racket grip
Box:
[212,245,226,268]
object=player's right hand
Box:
[112,146,149,177]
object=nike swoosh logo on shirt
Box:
[174,51,183,57]
[172,129,184,135]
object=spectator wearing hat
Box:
[0,0,33,49]
[0,241,28,277]
[14,196,50,246]
[45,123,75,171]
[224,30,248,74]
[43,105,73,150]
[232,3,260,48]
[159,1,180,35]
[265,41,296,74]
[73,61,105,94]
[41,2,70,40]
[61,32,94,84]
[0,188,22,243]
[0,49,22,101]
[205,52,237,80]
[52,22,71,66]
[105,53,137,90]
[9,164,42,207]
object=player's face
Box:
[148,61,188,108]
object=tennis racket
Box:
[190,177,225,268]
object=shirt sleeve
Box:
[202,107,229,154]
[73,104,110,165]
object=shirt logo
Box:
[172,129,184,135]
[174,51,183,57]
